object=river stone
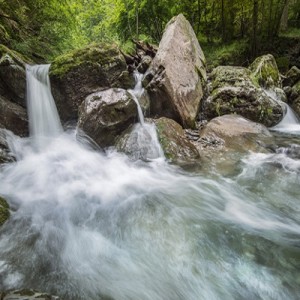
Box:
[154,117,200,162]
[0,95,28,136]
[0,45,29,107]
[199,114,272,153]
[0,196,9,226]
[137,55,152,73]
[204,66,284,127]
[144,14,207,128]
[50,43,130,123]
[0,289,60,300]
[78,88,137,148]
[283,66,300,87]
[250,54,281,88]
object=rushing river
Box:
[0,66,300,300]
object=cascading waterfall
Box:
[264,89,300,134]
[125,71,164,160]
[26,64,62,145]
[0,66,300,300]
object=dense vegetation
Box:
[0,0,299,67]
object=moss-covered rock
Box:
[0,195,9,226]
[78,88,137,148]
[283,66,300,87]
[0,129,15,164]
[250,54,281,88]
[204,65,284,127]
[154,117,200,162]
[50,43,131,123]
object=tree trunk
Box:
[252,0,259,57]
[279,0,290,31]
[221,0,226,41]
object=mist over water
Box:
[0,68,300,299]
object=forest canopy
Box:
[0,0,299,63]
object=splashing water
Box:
[0,67,300,299]
[264,89,300,134]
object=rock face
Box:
[155,117,200,162]
[78,88,137,148]
[204,65,284,127]
[199,114,272,152]
[250,54,281,88]
[0,95,28,136]
[50,44,133,123]
[0,130,15,164]
[0,196,9,226]
[144,14,207,128]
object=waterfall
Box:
[125,71,164,160]
[26,64,62,144]
[264,89,300,134]
[128,72,145,125]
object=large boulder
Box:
[50,44,134,123]
[204,66,284,127]
[0,45,30,107]
[78,88,137,148]
[144,14,207,128]
[249,54,281,88]
[0,95,28,136]
[199,114,272,153]
[154,117,200,162]
[0,196,9,226]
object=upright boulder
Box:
[78,88,137,148]
[144,14,207,128]
[50,44,133,123]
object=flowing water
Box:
[0,68,300,299]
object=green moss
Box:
[276,56,290,73]
[0,196,10,226]
[50,43,122,78]
[0,44,33,65]
[250,54,280,88]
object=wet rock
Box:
[283,66,300,87]
[249,54,281,88]
[144,14,207,128]
[154,117,200,162]
[0,289,60,300]
[0,195,9,226]
[116,122,163,161]
[0,130,15,164]
[291,96,300,117]
[0,45,30,107]
[78,88,137,148]
[137,55,152,73]
[199,114,272,153]
[50,44,129,123]
[204,66,284,127]
[0,95,28,136]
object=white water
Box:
[26,64,62,146]
[265,89,300,134]
[0,68,300,299]
[125,71,164,160]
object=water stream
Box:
[0,68,300,299]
